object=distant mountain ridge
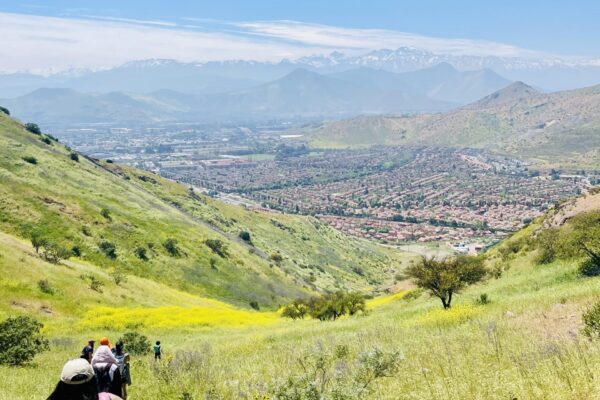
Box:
[307,81,600,167]
[0,64,511,124]
[2,46,600,97]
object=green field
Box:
[2,110,600,399]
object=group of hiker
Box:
[47,337,162,400]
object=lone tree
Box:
[24,123,42,135]
[406,256,487,309]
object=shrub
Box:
[118,331,150,355]
[204,239,228,258]
[25,123,42,135]
[71,246,81,257]
[283,292,367,321]
[272,345,401,399]
[135,246,148,261]
[31,233,47,254]
[578,257,600,277]
[271,252,283,264]
[40,136,52,145]
[0,316,49,366]
[238,231,252,243]
[249,300,260,311]
[281,299,309,320]
[476,293,491,305]
[70,152,79,162]
[41,242,71,264]
[209,258,217,270]
[111,269,128,286]
[0,106,9,115]
[38,279,55,295]
[163,238,180,257]
[583,301,600,338]
[99,241,117,259]
[88,275,104,293]
[22,156,37,164]
[100,208,112,221]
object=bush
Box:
[25,123,42,135]
[204,239,228,258]
[238,231,252,243]
[22,156,37,165]
[583,301,600,338]
[88,275,104,293]
[135,246,148,261]
[283,292,367,321]
[99,241,117,259]
[0,316,49,366]
[249,300,260,311]
[70,152,79,162]
[163,239,180,257]
[119,331,150,355]
[0,106,9,115]
[281,299,309,320]
[71,246,81,257]
[40,136,52,145]
[272,345,401,399]
[271,252,283,264]
[38,279,55,295]
[476,293,490,305]
[111,269,128,286]
[100,208,112,221]
[578,257,600,277]
[41,242,71,264]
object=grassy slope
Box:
[3,220,600,399]
[0,112,407,309]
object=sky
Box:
[1,0,599,73]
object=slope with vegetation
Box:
[3,188,600,399]
[308,82,600,167]
[0,111,407,313]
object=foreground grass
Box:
[3,249,600,399]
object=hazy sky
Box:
[1,0,599,73]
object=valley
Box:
[2,6,600,399]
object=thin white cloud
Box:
[0,12,579,74]
[0,12,336,74]
[236,20,541,58]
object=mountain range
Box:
[0,63,510,125]
[2,47,600,99]
[307,81,600,167]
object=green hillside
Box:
[0,112,407,311]
[308,82,600,167]
[3,188,600,399]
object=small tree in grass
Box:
[118,331,150,355]
[406,255,487,309]
[163,238,180,257]
[0,316,49,366]
[204,239,228,258]
[25,123,42,135]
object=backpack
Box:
[94,364,114,393]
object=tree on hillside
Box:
[0,316,49,366]
[204,239,228,258]
[0,106,9,115]
[406,256,487,309]
[24,123,41,135]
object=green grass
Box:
[0,112,407,309]
[3,236,600,399]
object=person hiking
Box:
[153,341,161,360]
[81,339,95,363]
[91,341,123,398]
[47,358,123,400]
[113,341,131,400]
